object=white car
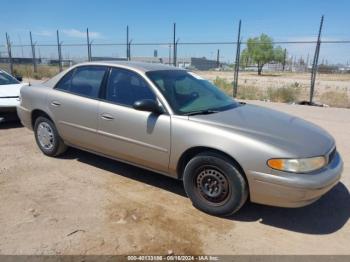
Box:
[0,69,29,122]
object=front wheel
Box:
[183,152,248,216]
[34,116,67,157]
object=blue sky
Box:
[0,0,349,63]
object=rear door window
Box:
[55,69,74,91]
[56,66,107,99]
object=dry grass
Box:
[197,71,350,105]
[237,86,264,100]
[320,91,350,108]
[267,84,301,103]
[213,76,302,103]
[213,76,232,93]
[14,65,59,79]
[212,74,349,108]
[0,63,59,79]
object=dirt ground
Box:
[0,101,349,255]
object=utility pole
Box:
[310,15,324,104]
[56,30,63,72]
[5,33,14,75]
[173,23,176,67]
[30,31,37,73]
[233,20,241,97]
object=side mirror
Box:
[15,75,23,82]
[133,99,163,114]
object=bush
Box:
[213,77,301,103]
[213,77,264,100]
[33,72,42,80]
[267,85,301,103]
[12,64,58,79]
[320,91,349,108]
[237,86,263,100]
[213,77,232,93]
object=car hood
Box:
[0,83,27,97]
[189,104,334,157]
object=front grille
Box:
[328,147,336,164]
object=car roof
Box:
[43,61,186,88]
[76,61,185,73]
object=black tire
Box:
[183,151,248,216]
[34,116,67,157]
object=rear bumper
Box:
[16,105,32,130]
[248,151,343,207]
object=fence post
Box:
[5,33,14,75]
[128,40,132,60]
[310,15,324,104]
[168,44,171,65]
[282,48,287,71]
[173,23,176,67]
[233,20,241,97]
[86,28,91,61]
[126,25,129,60]
[89,40,93,60]
[175,38,179,66]
[30,31,37,73]
[56,30,63,72]
[216,49,220,68]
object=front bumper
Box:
[0,97,20,122]
[0,106,19,122]
[248,151,343,207]
[16,105,32,129]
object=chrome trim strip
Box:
[59,121,97,134]
[326,146,336,164]
[97,130,168,153]
[64,142,173,178]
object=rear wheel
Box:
[183,151,248,216]
[34,116,67,157]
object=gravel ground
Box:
[0,101,349,255]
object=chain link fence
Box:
[1,19,350,107]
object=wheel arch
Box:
[31,109,54,129]
[176,146,247,183]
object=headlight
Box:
[267,156,326,173]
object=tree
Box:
[241,34,285,75]
[240,49,251,68]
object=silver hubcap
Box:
[37,122,54,150]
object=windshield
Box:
[146,70,238,115]
[0,71,19,85]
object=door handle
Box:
[101,113,114,121]
[51,101,61,107]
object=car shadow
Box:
[230,182,350,234]
[61,147,187,197]
[61,147,349,235]
[0,121,22,129]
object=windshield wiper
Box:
[183,109,220,116]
